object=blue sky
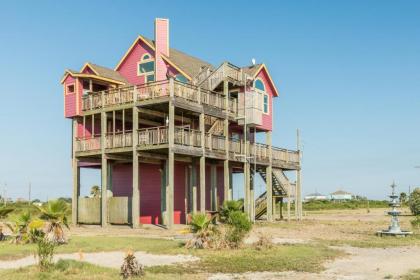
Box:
[0,0,419,201]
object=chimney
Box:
[155,18,169,81]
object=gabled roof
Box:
[114,35,213,80]
[61,63,129,85]
[241,64,279,97]
[81,62,129,84]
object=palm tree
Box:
[186,213,216,249]
[219,200,243,223]
[36,200,70,244]
[0,207,14,219]
[6,211,32,244]
[90,185,101,198]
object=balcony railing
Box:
[205,133,226,152]
[174,127,201,147]
[75,136,101,152]
[74,126,300,166]
[82,80,238,115]
[138,126,168,146]
[106,131,133,149]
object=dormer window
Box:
[137,54,155,82]
[175,74,188,83]
[254,78,269,114]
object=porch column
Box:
[266,131,273,222]
[71,118,80,226]
[191,162,198,213]
[167,78,175,228]
[244,127,251,218]
[132,107,140,228]
[101,111,108,227]
[210,164,217,211]
[223,80,230,203]
[199,112,206,213]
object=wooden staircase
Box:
[254,167,295,219]
[193,62,245,91]
[205,116,224,136]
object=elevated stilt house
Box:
[61,18,302,228]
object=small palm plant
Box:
[186,213,216,249]
[6,211,32,244]
[36,200,70,244]
[0,207,14,219]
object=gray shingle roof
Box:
[141,36,213,79]
[87,63,129,84]
[241,64,263,77]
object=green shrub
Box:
[186,213,217,249]
[225,211,252,248]
[411,216,420,231]
[37,238,55,270]
[219,200,243,223]
[409,188,420,215]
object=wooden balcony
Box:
[75,126,300,169]
[81,80,238,116]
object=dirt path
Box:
[209,245,420,280]
[0,251,198,270]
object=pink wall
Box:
[111,161,226,225]
[256,69,275,131]
[64,75,77,118]
[155,19,169,81]
[116,40,155,85]
[112,163,162,225]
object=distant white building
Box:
[304,192,328,201]
[330,190,353,201]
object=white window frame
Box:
[254,78,269,115]
[137,53,155,82]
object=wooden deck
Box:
[75,125,300,170]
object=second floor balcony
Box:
[81,80,239,116]
[75,126,300,169]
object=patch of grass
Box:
[148,244,344,274]
[402,269,420,280]
[319,234,420,248]
[0,236,184,260]
[0,259,120,280]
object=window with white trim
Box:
[137,54,155,82]
[254,78,269,114]
[175,74,188,83]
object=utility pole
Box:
[28,182,31,204]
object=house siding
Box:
[116,40,155,85]
[256,69,274,131]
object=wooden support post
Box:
[266,131,273,222]
[167,78,175,228]
[91,114,95,138]
[184,165,189,223]
[229,166,233,200]
[296,129,302,220]
[132,107,140,228]
[191,161,197,213]
[199,112,206,213]
[71,118,79,226]
[210,164,217,211]
[100,112,108,227]
[297,168,302,220]
[223,80,230,203]
[287,183,291,221]
[280,197,284,220]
